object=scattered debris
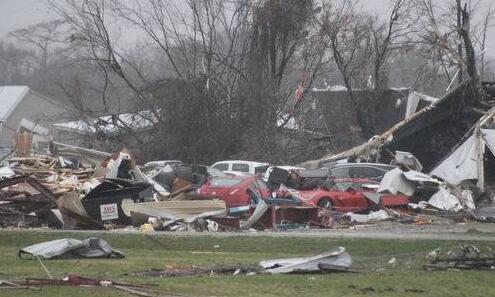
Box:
[260,247,353,274]
[18,238,124,259]
[127,247,355,277]
[125,265,261,277]
[425,245,495,271]
[3,274,177,297]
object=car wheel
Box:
[317,197,333,210]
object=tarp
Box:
[18,238,124,259]
[430,134,479,185]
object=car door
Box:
[329,188,369,212]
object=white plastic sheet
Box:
[430,135,479,185]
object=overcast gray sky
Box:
[0,0,493,59]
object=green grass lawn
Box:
[0,230,494,297]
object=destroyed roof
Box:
[0,86,29,121]
[311,80,487,171]
[311,87,411,152]
[54,110,157,134]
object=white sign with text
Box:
[100,203,118,220]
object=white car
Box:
[211,160,269,176]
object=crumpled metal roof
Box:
[18,237,125,259]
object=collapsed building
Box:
[301,87,437,153]
[306,80,495,194]
[0,86,75,158]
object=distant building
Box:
[53,111,157,152]
[0,86,74,158]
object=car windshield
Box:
[209,177,243,187]
[207,167,226,177]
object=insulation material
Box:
[430,134,480,185]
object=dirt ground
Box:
[4,221,495,241]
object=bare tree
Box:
[414,0,492,101]
[46,0,324,162]
[8,20,68,70]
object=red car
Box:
[297,178,409,212]
[196,176,271,208]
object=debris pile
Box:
[2,81,495,234]
[0,142,231,231]
[425,245,495,271]
[126,247,354,276]
[1,274,171,297]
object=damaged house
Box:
[309,80,495,193]
[301,86,437,153]
[0,86,74,158]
